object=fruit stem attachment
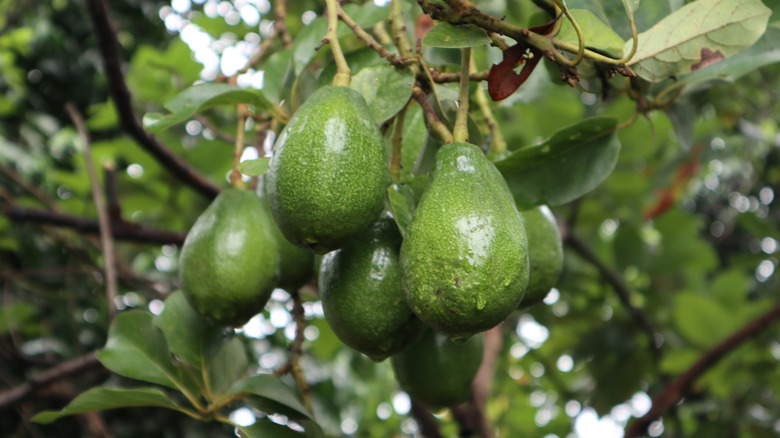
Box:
[390,102,410,183]
[230,107,247,189]
[453,47,471,144]
[324,0,351,87]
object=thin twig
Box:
[452,326,502,438]
[411,87,453,144]
[65,103,119,319]
[430,69,490,84]
[274,0,293,49]
[288,291,313,415]
[0,352,102,409]
[565,232,662,357]
[625,302,780,438]
[337,5,415,66]
[4,204,186,245]
[323,0,350,86]
[83,0,220,199]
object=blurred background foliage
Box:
[1,0,779,437]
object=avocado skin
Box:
[265,85,389,254]
[391,329,483,410]
[259,192,314,291]
[400,143,529,342]
[319,217,424,362]
[180,189,279,326]
[518,205,563,309]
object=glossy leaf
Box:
[557,9,625,56]
[155,291,226,370]
[228,374,312,420]
[238,420,307,438]
[238,158,271,177]
[386,183,415,237]
[494,117,620,208]
[96,310,191,391]
[143,83,274,132]
[422,23,490,48]
[350,65,414,124]
[31,387,185,424]
[208,337,249,395]
[626,0,772,82]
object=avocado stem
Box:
[324,0,351,87]
[230,107,247,189]
[390,103,409,183]
[472,58,506,153]
[453,47,472,144]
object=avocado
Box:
[179,189,279,326]
[319,216,424,361]
[400,142,529,342]
[391,328,483,410]
[265,85,390,254]
[518,205,563,309]
[259,190,314,291]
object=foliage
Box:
[1,0,780,437]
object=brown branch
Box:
[625,302,780,438]
[410,400,443,438]
[288,291,313,415]
[337,5,415,67]
[4,204,186,245]
[430,69,490,83]
[83,0,220,200]
[411,86,453,144]
[452,326,502,438]
[565,232,661,356]
[274,0,293,49]
[0,352,102,409]
[66,102,119,319]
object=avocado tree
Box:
[2,0,780,437]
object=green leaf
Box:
[228,374,312,420]
[626,0,772,82]
[350,65,414,124]
[208,337,249,395]
[238,420,307,438]
[557,10,625,56]
[96,310,191,391]
[494,117,620,208]
[155,291,226,370]
[238,158,271,176]
[387,184,415,238]
[31,387,185,424]
[143,83,273,132]
[422,23,491,48]
[675,24,780,89]
[673,293,739,349]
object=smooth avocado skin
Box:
[319,217,425,362]
[400,143,529,342]
[518,205,563,309]
[391,329,483,410]
[259,191,314,291]
[179,189,280,327]
[265,85,389,254]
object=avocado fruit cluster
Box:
[179,85,563,408]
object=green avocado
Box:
[518,205,563,309]
[259,191,314,291]
[265,85,390,254]
[391,328,483,410]
[179,189,279,326]
[400,142,529,342]
[319,216,424,362]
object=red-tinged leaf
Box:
[487,16,558,101]
[488,45,542,101]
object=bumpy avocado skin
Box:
[391,329,483,410]
[319,217,424,362]
[265,86,389,254]
[400,143,529,342]
[518,205,563,309]
[259,192,314,291]
[179,189,280,326]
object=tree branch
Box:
[452,326,502,438]
[4,204,186,245]
[625,302,780,438]
[83,0,221,200]
[565,232,661,357]
[410,400,443,438]
[0,352,102,409]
